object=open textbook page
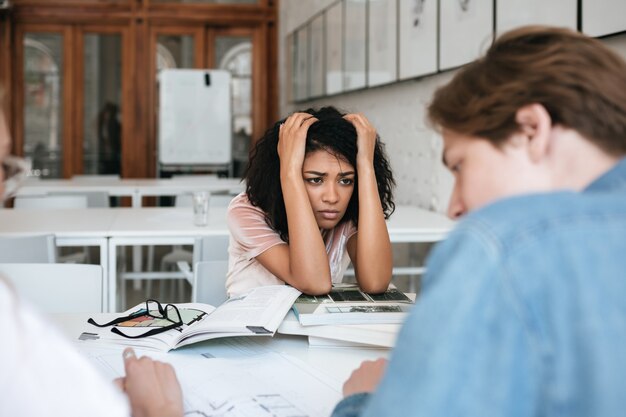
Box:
[79,285,301,351]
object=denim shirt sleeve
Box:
[358,222,542,417]
[330,393,371,417]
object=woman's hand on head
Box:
[277,112,317,175]
[344,113,377,166]
[114,348,184,417]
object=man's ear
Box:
[515,103,553,163]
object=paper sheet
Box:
[76,338,342,417]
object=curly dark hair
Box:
[244,106,395,242]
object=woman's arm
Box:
[255,113,332,295]
[344,114,393,294]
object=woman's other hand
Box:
[342,358,388,397]
[344,113,377,166]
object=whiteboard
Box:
[158,69,232,165]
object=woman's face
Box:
[302,150,355,230]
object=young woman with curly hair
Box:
[226,106,395,296]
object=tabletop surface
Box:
[16,177,245,196]
[0,205,455,240]
[51,312,390,387]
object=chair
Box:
[174,192,235,208]
[157,193,234,272]
[167,235,230,304]
[170,174,219,181]
[48,191,110,208]
[72,174,121,181]
[14,195,88,210]
[191,260,229,306]
[13,195,90,262]
[0,235,57,263]
[0,263,103,313]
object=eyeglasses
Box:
[88,299,183,339]
[1,155,31,202]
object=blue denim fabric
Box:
[332,158,626,417]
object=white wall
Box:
[279,0,626,214]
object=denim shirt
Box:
[332,158,626,417]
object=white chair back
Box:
[0,235,57,263]
[14,195,88,210]
[175,193,234,208]
[49,191,110,207]
[192,260,229,306]
[0,263,103,313]
[197,234,230,261]
[190,235,230,305]
[72,174,120,181]
[171,174,219,181]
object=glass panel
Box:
[83,34,123,175]
[23,33,64,179]
[325,1,343,95]
[215,35,252,177]
[309,14,324,98]
[151,0,257,3]
[344,0,366,91]
[156,34,195,71]
[294,27,309,101]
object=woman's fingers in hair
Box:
[284,112,317,131]
[344,113,370,127]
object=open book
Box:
[79,285,301,352]
[292,284,414,326]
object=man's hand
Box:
[342,358,388,397]
[114,348,184,417]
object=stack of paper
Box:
[278,310,402,348]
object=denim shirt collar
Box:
[584,157,626,193]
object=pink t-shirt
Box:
[226,193,357,297]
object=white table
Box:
[51,312,390,416]
[16,177,245,207]
[105,205,454,311]
[1,205,453,312]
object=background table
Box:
[16,177,244,207]
[1,205,454,312]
